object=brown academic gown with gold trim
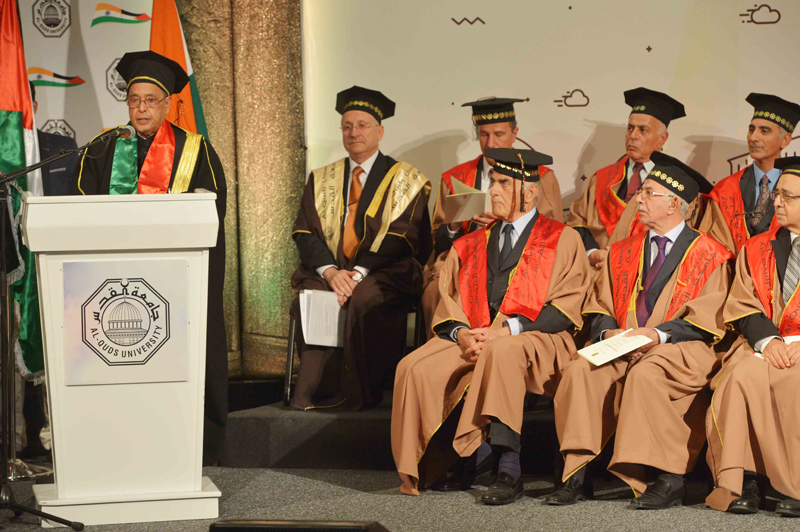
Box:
[706,228,800,510]
[554,226,731,495]
[421,157,563,339]
[392,219,588,495]
[291,152,431,411]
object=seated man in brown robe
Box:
[422,98,563,338]
[705,157,800,517]
[290,86,432,410]
[392,148,590,504]
[549,152,732,509]
[698,94,798,254]
[567,88,694,270]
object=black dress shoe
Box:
[727,478,760,514]
[481,472,524,505]
[432,454,496,492]
[630,478,685,509]
[545,474,594,506]
[776,497,800,517]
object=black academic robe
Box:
[71,121,228,465]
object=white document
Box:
[577,329,654,366]
[754,335,800,359]
[442,179,488,224]
[299,289,346,347]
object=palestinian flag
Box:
[0,0,45,378]
[150,0,207,138]
[92,3,151,26]
[28,67,85,88]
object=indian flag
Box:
[92,3,151,26]
[28,67,85,88]
[150,0,208,138]
[0,0,45,378]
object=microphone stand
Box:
[0,132,117,531]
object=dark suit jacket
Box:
[590,223,714,343]
[38,130,78,196]
[737,226,790,346]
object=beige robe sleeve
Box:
[723,245,783,326]
[545,227,591,329]
[432,247,472,330]
[537,170,564,222]
[698,199,738,255]
[430,177,451,233]
[566,172,624,250]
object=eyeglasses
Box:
[770,190,800,203]
[340,124,376,134]
[635,189,676,200]
[126,95,168,109]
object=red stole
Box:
[453,216,564,328]
[608,230,732,328]
[745,227,800,335]
[137,121,175,194]
[709,167,779,252]
[442,155,552,234]
[595,156,630,237]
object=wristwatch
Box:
[351,271,364,283]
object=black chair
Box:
[283,300,425,406]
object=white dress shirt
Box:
[754,231,800,353]
[316,150,380,279]
[585,158,655,257]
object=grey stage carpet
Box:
[0,467,796,531]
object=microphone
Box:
[101,125,136,140]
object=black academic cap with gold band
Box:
[116,51,189,96]
[746,93,800,135]
[336,86,395,124]
[484,148,553,182]
[774,156,800,176]
[645,152,713,204]
[624,87,686,128]
[462,97,525,126]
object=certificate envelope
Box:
[577,331,653,366]
[442,179,487,224]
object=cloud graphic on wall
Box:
[740,4,781,24]
[554,89,590,108]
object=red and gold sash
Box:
[453,216,564,328]
[709,167,779,252]
[608,230,732,328]
[137,120,175,194]
[595,156,629,237]
[745,226,800,335]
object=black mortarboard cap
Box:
[746,93,800,134]
[624,87,686,128]
[461,97,525,126]
[336,86,395,124]
[646,152,713,204]
[774,156,800,177]
[116,51,189,96]
[484,148,553,183]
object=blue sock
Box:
[476,441,492,465]
[497,450,521,482]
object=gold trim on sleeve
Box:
[170,130,202,194]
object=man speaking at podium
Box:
[70,51,228,466]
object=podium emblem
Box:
[81,278,170,365]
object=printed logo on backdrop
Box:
[106,58,128,101]
[554,89,590,108]
[41,119,76,139]
[81,278,170,366]
[740,4,781,25]
[91,3,151,26]
[32,0,71,38]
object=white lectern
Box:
[21,191,222,527]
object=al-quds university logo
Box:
[41,119,76,139]
[106,58,127,101]
[32,0,71,38]
[81,278,170,366]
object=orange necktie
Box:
[343,166,364,258]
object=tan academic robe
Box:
[555,236,730,495]
[421,167,564,339]
[705,246,800,510]
[392,226,588,495]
